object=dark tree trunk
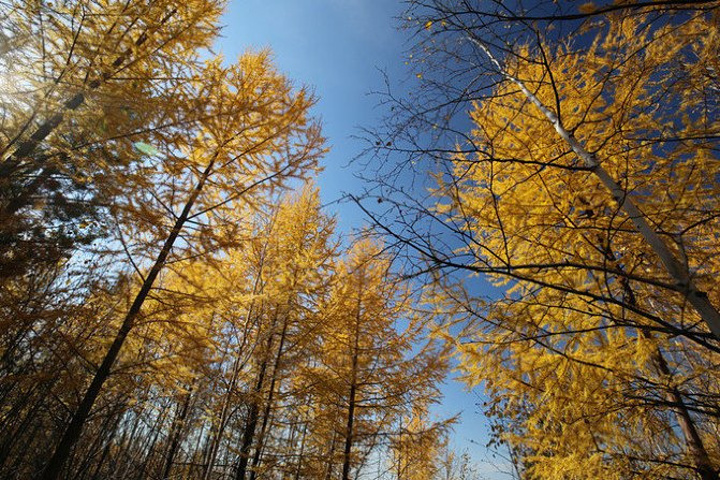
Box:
[249,312,290,480]
[39,158,215,480]
[235,315,277,480]
[161,386,194,480]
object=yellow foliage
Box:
[432,10,720,479]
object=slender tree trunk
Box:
[39,158,216,480]
[89,412,123,480]
[162,386,194,480]
[73,406,125,480]
[0,382,44,468]
[292,421,309,480]
[107,417,132,480]
[235,315,277,480]
[323,428,340,480]
[134,403,170,480]
[342,299,362,480]
[650,341,717,480]
[249,312,290,480]
[89,431,118,480]
[191,419,210,479]
[607,242,717,480]
[234,376,264,480]
[341,371,358,480]
[602,241,717,480]
[115,399,151,480]
[7,421,43,476]
[201,364,235,478]
[202,293,263,480]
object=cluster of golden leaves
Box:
[432,10,720,479]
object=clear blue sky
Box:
[218,2,505,477]
[221,0,405,231]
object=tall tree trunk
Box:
[323,428,340,480]
[234,373,264,480]
[7,421,43,477]
[202,289,264,480]
[73,405,125,480]
[342,299,362,480]
[0,382,44,468]
[234,313,277,480]
[191,418,210,479]
[611,244,716,480]
[89,410,124,480]
[292,421,309,480]
[134,402,171,480]
[341,367,358,480]
[161,386,194,480]
[249,312,290,480]
[39,158,217,480]
[114,404,148,480]
[650,339,716,480]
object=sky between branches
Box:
[219,0,503,476]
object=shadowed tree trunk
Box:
[341,297,362,480]
[249,312,290,480]
[235,312,278,480]
[39,157,217,480]
[162,385,195,480]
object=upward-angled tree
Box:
[39,50,324,480]
[0,3,458,480]
[361,1,720,479]
[0,0,223,278]
[0,6,227,448]
[305,239,448,480]
[389,408,444,480]
[225,184,337,480]
[368,0,720,346]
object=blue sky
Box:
[221,0,406,231]
[218,1,504,477]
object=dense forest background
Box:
[1,1,719,479]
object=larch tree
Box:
[360,1,720,479]
[389,408,444,480]
[0,2,226,468]
[0,0,223,279]
[227,184,337,480]
[38,49,324,479]
[305,239,448,480]
[0,2,456,480]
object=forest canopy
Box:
[0,1,451,479]
[362,1,720,479]
[2,1,720,480]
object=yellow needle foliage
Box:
[302,239,447,480]
[0,1,453,478]
[434,11,720,480]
